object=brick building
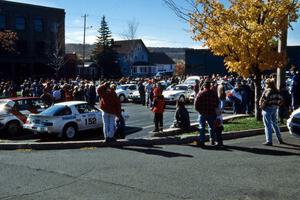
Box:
[0,0,65,81]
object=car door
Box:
[75,104,98,130]
[128,85,137,95]
[187,85,194,98]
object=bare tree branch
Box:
[121,18,139,40]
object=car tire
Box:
[63,124,78,139]
[6,120,21,137]
[179,96,185,102]
[119,94,126,103]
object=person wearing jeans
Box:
[97,83,121,142]
[198,114,216,144]
[102,112,116,139]
[194,80,219,147]
[262,107,282,145]
[259,78,284,146]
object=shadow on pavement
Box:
[117,146,194,158]
[223,145,300,156]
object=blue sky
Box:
[7,0,300,48]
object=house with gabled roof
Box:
[113,39,149,76]
[113,39,175,76]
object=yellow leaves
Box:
[0,30,18,52]
[189,0,299,77]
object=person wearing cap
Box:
[97,82,121,142]
[259,78,284,146]
[194,80,219,147]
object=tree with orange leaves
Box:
[165,0,300,120]
[0,30,17,52]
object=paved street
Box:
[0,102,233,142]
[122,102,199,138]
[122,102,232,139]
[0,132,299,200]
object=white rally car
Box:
[287,108,300,138]
[0,97,45,135]
[24,101,103,139]
[162,84,194,104]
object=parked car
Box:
[163,84,194,104]
[183,76,201,86]
[116,84,138,102]
[0,97,45,135]
[128,90,141,103]
[24,101,103,139]
[287,108,300,138]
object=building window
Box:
[0,15,6,30]
[35,41,46,56]
[34,17,43,32]
[51,22,58,33]
[16,40,28,55]
[16,16,26,30]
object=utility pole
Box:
[82,14,88,67]
[277,17,288,90]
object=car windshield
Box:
[184,79,197,84]
[173,86,187,91]
[40,105,67,116]
[117,85,128,90]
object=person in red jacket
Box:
[97,82,121,142]
[152,94,166,132]
[195,80,219,147]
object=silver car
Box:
[287,108,300,138]
[24,101,102,139]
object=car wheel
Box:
[6,121,21,137]
[179,96,185,102]
[63,124,78,139]
[119,94,126,102]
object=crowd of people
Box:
[0,66,299,145]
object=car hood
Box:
[131,91,140,95]
[116,89,125,94]
[163,90,184,97]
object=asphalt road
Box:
[122,102,232,139]
[0,102,232,142]
[0,132,299,200]
[122,102,199,138]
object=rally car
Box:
[0,97,45,135]
[287,108,300,138]
[24,101,104,139]
[162,84,194,104]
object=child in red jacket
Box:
[152,94,166,132]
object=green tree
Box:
[93,16,121,77]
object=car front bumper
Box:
[23,124,54,134]
[287,118,300,138]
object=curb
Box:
[0,126,289,151]
[152,114,252,137]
